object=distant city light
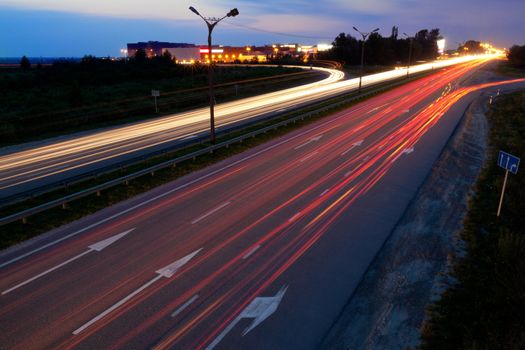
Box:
[437,39,446,55]
[317,44,333,52]
[199,48,224,54]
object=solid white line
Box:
[299,151,318,163]
[191,201,230,225]
[181,135,198,141]
[171,294,199,318]
[319,189,330,197]
[73,274,163,335]
[0,98,365,269]
[2,249,92,295]
[242,245,261,260]
[288,212,301,223]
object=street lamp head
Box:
[227,8,239,17]
[189,6,200,16]
[372,28,380,33]
[403,32,408,37]
[352,26,359,32]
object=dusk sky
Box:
[1,0,523,57]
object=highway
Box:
[2,58,523,349]
[0,55,495,201]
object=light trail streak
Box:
[4,59,523,350]
[58,62,498,349]
[0,55,499,197]
[149,66,525,350]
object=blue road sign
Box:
[497,151,520,174]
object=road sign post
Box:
[151,90,160,113]
[496,150,520,217]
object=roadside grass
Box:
[419,88,525,349]
[0,70,435,250]
[496,59,525,78]
[0,65,321,146]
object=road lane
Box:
[1,58,522,350]
[0,56,493,200]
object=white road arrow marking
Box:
[240,285,288,336]
[294,135,323,150]
[88,230,133,251]
[73,248,202,335]
[2,228,135,295]
[402,147,414,155]
[156,248,202,278]
[205,285,288,350]
[341,140,364,156]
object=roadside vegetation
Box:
[497,44,525,78]
[420,66,525,349]
[318,26,442,66]
[0,55,319,146]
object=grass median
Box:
[420,88,525,349]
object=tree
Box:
[508,45,525,67]
[133,49,147,65]
[460,40,485,55]
[324,32,360,65]
[319,28,442,67]
[390,26,398,40]
[20,56,31,69]
[162,50,172,61]
[414,28,440,60]
[159,50,175,65]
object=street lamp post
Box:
[353,26,379,93]
[189,6,239,144]
[403,33,413,78]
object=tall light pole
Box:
[189,6,239,144]
[353,26,379,93]
[403,32,413,78]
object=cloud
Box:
[0,0,523,55]
[0,0,225,20]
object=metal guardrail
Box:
[0,75,420,226]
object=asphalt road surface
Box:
[1,57,523,350]
[0,56,491,201]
